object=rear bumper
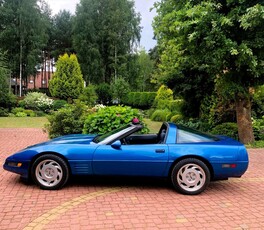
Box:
[212,161,248,180]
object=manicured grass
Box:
[246,140,264,148]
[0,116,161,134]
[144,118,162,133]
[0,117,49,128]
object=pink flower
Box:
[132,117,140,124]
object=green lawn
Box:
[0,117,160,134]
[144,118,162,133]
[0,117,49,128]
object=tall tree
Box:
[0,51,9,106]
[153,0,264,144]
[136,49,154,91]
[51,10,74,60]
[0,0,49,95]
[73,0,141,84]
[0,50,15,108]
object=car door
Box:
[92,143,169,177]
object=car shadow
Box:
[67,175,171,190]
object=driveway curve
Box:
[1,128,264,230]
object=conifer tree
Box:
[49,54,84,100]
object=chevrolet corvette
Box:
[3,122,248,195]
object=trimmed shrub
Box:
[22,92,53,112]
[45,102,87,138]
[49,53,84,100]
[211,122,238,140]
[150,109,172,122]
[155,85,173,101]
[170,114,183,123]
[83,105,148,134]
[10,108,36,117]
[11,107,25,115]
[52,100,67,111]
[15,112,27,117]
[156,99,183,112]
[124,92,156,109]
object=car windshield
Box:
[93,124,133,144]
[177,125,219,143]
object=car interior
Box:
[122,123,168,145]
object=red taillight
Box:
[222,164,237,168]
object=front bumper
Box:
[3,159,30,179]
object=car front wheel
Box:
[31,154,69,190]
[171,158,210,195]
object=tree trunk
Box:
[235,96,255,144]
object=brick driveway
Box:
[0,128,264,230]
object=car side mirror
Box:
[111,140,121,149]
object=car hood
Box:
[27,134,97,148]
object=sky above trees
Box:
[45,0,157,51]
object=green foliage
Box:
[45,102,87,138]
[153,0,264,142]
[15,112,27,117]
[83,106,148,134]
[0,0,50,80]
[0,51,16,108]
[150,85,184,122]
[176,119,211,133]
[52,100,67,111]
[135,49,155,91]
[123,92,156,109]
[22,92,53,111]
[155,85,173,101]
[156,100,183,113]
[151,109,172,122]
[49,53,84,100]
[200,93,236,127]
[96,83,112,105]
[170,114,183,123]
[111,78,131,103]
[0,107,9,117]
[246,140,264,148]
[51,10,74,60]
[252,85,264,118]
[11,107,36,117]
[252,117,264,141]
[79,85,98,106]
[211,123,239,140]
[73,0,141,83]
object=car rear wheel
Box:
[31,154,69,190]
[171,158,210,195]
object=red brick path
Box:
[0,128,264,229]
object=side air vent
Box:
[71,161,92,175]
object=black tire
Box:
[171,158,210,195]
[31,154,69,190]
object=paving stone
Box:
[0,128,264,229]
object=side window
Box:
[177,126,218,143]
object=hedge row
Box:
[123,92,156,109]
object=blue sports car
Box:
[3,122,248,195]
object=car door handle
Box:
[155,149,165,153]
